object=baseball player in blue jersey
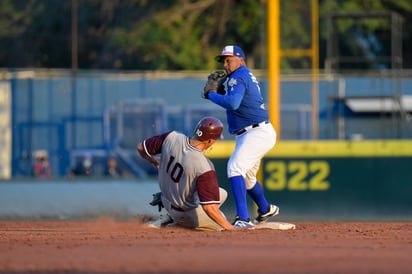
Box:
[203,45,279,228]
[137,116,234,231]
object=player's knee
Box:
[227,163,244,178]
[219,188,228,203]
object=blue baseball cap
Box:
[215,45,246,62]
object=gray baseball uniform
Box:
[142,130,227,231]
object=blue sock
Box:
[229,175,249,220]
[247,182,270,215]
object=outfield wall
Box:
[0,180,161,220]
[207,140,412,219]
[1,140,411,221]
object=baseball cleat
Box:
[254,204,280,223]
[233,216,255,229]
[144,214,175,228]
[159,214,176,227]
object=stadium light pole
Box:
[311,0,319,140]
[267,0,281,140]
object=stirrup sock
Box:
[247,182,270,215]
[229,175,249,220]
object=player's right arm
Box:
[136,131,172,168]
[208,81,244,110]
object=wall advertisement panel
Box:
[208,141,412,218]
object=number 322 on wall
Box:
[264,160,330,191]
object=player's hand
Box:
[149,156,160,169]
[149,192,164,212]
[202,70,227,99]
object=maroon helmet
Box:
[193,116,224,141]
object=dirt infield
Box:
[0,220,411,274]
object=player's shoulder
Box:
[164,130,185,142]
[232,66,253,80]
[237,65,251,74]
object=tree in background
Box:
[0,0,411,71]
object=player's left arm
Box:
[197,170,234,231]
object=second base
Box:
[254,222,296,230]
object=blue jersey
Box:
[209,66,269,134]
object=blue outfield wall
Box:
[0,141,411,221]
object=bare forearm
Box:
[202,204,234,231]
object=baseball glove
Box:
[149,192,164,212]
[202,70,227,99]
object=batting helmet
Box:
[193,116,224,141]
